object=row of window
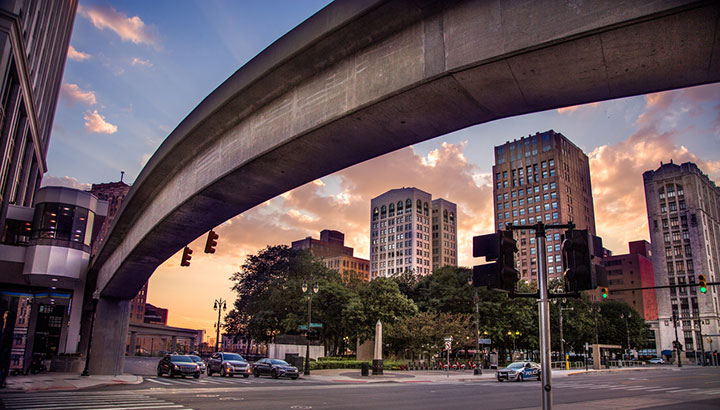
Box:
[497,191,558,210]
[498,201,558,217]
[373,199,456,222]
[497,212,560,229]
[495,182,557,201]
[495,134,552,165]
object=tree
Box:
[348,277,418,343]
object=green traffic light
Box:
[700,286,707,294]
[602,292,607,299]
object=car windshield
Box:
[271,359,289,365]
[188,355,202,362]
[507,363,525,369]
[170,355,193,363]
[224,354,244,361]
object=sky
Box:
[46,1,720,340]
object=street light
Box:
[507,331,521,358]
[620,312,632,357]
[467,275,482,375]
[302,279,319,376]
[553,298,573,366]
[213,298,227,352]
[81,289,100,376]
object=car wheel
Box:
[516,374,523,382]
[271,370,279,379]
[229,373,234,377]
[157,368,163,377]
[169,369,174,378]
[207,368,213,376]
[497,378,503,382]
[243,374,249,378]
[291,376,298,380]
[254,369,260,378]
[193,373,200,379]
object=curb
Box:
[2,376,144,393]
[566,367,673,376]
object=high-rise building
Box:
[370,188,457,279]
[492,130,595,282]
[432,199,458,270]
[0,0,77,243]
[291,229,370,281]
[643,161,720,357]
[596,241,658,321]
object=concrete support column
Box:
[62,281,86,354]
[171,336,177,353]
[129,332,137,356]
[89,297,130,375]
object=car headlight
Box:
[173,364,179,369]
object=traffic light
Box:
[472,230,519,294]
[561,229,607,293]
[698,274,707,294]
[181,246,193,267]
[601,287,608,299]
[205,230,219,254]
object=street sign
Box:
[445,341,452,350]
[478,338,492,345]
[444,337,453,342]
[298,323,323,330]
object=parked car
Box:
[206,352,251,377]
[188,355,207,373]
[647,357,664,364]
[496,361,541,382]
[157,354,200,378]
[253,358,299,379]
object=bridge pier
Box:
[129,331,137,356]
[89,297,131,375]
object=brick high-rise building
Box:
[492,130,595,283]
[291,229,370,281]
[370,188,457,279]
[596,241,658,321]
[643,161,720,357]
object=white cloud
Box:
[84,110,118,134]
[131,57,153,67]
[78,5,159,47]
[40,175,91,190]
[61,83,96,106]
[67,45,91,61]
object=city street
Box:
[2,367,719,409]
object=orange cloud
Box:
[79,5,159,47]
[557,102,599,113]
[67,45,91,61]
[61,83,96,106]
[84,110,118,134]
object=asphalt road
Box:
[2,367,719,409]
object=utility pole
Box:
[554,299,573,368]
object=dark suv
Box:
[206,352,251,377]
[157,354,200,378]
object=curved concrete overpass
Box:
[87,0,719,373]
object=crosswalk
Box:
[551,382,720,395]
[145,376,290,387]
[0,391,192,410]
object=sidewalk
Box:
[1,373,143,393]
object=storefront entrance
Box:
[32,304,64,360]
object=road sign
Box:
[445,341,452,350]
[444,337,453,342]
[298,323,323,330]
[478,338,492,345]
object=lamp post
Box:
[81,289,100,376]
[213,298,226,352]
[302,279,319,376]
[672,311,682,368]
[591,305,601,346]
[620,312,632,358]
[467,276,482,375]
[553,298,573,366]
[507,331,521,358]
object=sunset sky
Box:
[45,1,720,339]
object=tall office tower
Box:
[370,188,457,279]
[599,241,658,321]
[0,0,78,240]
[432,198,458,270]
[492,130,596,283]
[643,161,720,357]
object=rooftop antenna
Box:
[120,170,125,182]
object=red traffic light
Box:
[181,246,193,267]
[205,230,219,254]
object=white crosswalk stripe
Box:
[0,392,192,410]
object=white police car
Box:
[496,361,541,382]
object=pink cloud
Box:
[67,45,91,61]
[79,5,159,47]
[40,175,91,191]
[557,102,599,114]
[61,83,96,106]
[84,110,118,134]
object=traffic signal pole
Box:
[535,226,553,410]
